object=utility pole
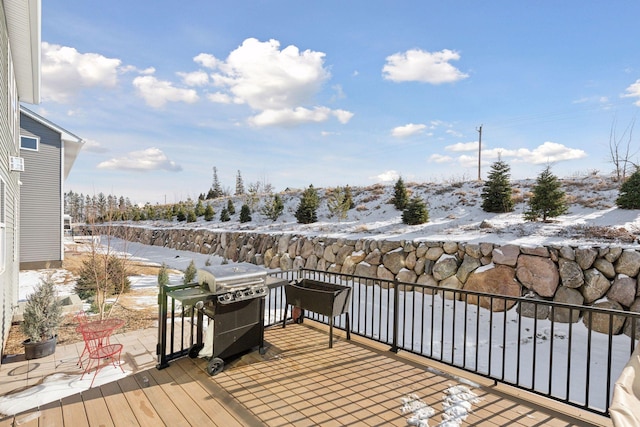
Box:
[476,125,483,181]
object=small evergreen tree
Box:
[194,199,205,216]
[392,177,409,210]
[616,168,640,209]
[240,204,252,223]
[402,196,429,225]
[220,207,230,222]
[176,207,186,222]
[210,166,223,199]
[157,263,170,286]
[184,260,197,284]
[235,170,245,195]
[227,199,236,215]
[524,166,568,222]
[344,185,355,209]
[260,194,284,221]
[295,184,320,224]
[327,186,350,220]
[186,209,197,222]
[204,204,215,221]
[481,159,514,213]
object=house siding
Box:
[0,0,23,354]
[19,114,62,268]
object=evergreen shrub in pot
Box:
[21,276,63,359]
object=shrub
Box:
[295,185,319,224]
[402,196,429,225]
[616,168,640,209]
[184,260,197,284]
[220,207,230,222]
[261,194,284,221]
[157,263,169,286]
[240,204,252,223]
[75,255,131,300]
[21,276,62,342]
[227,199,236,215]
[203,204,215,221]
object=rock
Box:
[516,255,560,297]
[405,251,417,270]
[305,254,318,270]
[575,247,597,270]
[607,275,637,308]
[425,247,444,261]
[465,244,482,258]
[583,300,625,334]
[382,249,406,274]
[456,254,481,284]
[615,250,640,277]
[463,264,520,312]
[379,240,402,254]
[277,234,290,254]
[340,257,357,275]
[553,287,584,323]
[364,249,382,265]
[416,243,428,258]
[479,219,493,229]
[323,246,336,263]
[558,258,584,289]
[439,275,462,300]
[581,269,611,304]
[480,242,494,256]
[624,298,640,339]
[414,257,426,276]
[443,242,458,254]
[416,274,438,288]
[397,268,417,284]
[377,265,394,281]
[355,262,377,278]
[604,247,623,263]
[433,254,459,281]
[292,256,305,270]
[300,239,315,258]
[521,246,550,257]
[279,253,293,271]
[559,246,575,261]
[518,292,550,319]
[492,245,520,267]
[336,245,355,265]
[593,258,616,280]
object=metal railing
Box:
[157,268,638,418]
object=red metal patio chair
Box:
[74,311,90,367]
[78,325,124,387]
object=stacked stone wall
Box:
[82,225,640,338]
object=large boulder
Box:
[575,247,598,270]
[492,245,520,267]
[382,249,406,274]
[593,258,616,280]
[615,250,640,277]
[582,269,611,304]
[558,258,584,289]
[433,254,459,281]
[518,292,549,319]
[607,275,637,308]
[354,261,377,278]
[456,254,481,284]
[624,298,640,339]
[463,264,520,312]
[553,287,584,323]
[583,300,625,335]
[516,255,560,297]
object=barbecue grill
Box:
[188,263,269,375]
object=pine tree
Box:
[176,207,186,222]
[183,260,197,284]
[186,210,197,222]
[240,204,252,223]
[481,159,514,213]
[210,166,223,199]
[220,207,230,222]
[227,199,236,215]
[402,196,429,225]
[235,170,245,195]
[260,194,284,221]
[295,185,320,224]
[194,199,205,216]
[204,204,215,221]
[344,185,355,209]
[524,166,568,222]
[327,186,350,220]
[616,168,640,209]
[392,177,409,210]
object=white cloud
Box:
[391,123,427,138]
[429,154,454,163]
[41,42,121,103]
[374,170,400,182]
[82,139,108,154]
[196,38,352,126]
[97,147,182,172]
[178,70,209,86]
[622,79,640,106]
[132,75,199,108]
[383,48,469,84]
[207,92,234,104]
[248,106,353,127]
[445,141,478,152]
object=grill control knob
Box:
[235,291,243,299]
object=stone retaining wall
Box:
[82,225,640,337]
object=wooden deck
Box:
[0,323,612,426]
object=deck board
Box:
[0,323,613,426]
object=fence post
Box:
[390,279,400,353]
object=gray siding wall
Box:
[19,114,62,268]
[0,1,23,354]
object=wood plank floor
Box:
[0,323,613,426]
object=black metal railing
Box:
[157,268,638,418]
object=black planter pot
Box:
[23,335,57,360]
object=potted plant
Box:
[21,276,63,360]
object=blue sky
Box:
[37,1,640,204]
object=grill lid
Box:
[198,263,267,292]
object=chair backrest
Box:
[78,324,113,354]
